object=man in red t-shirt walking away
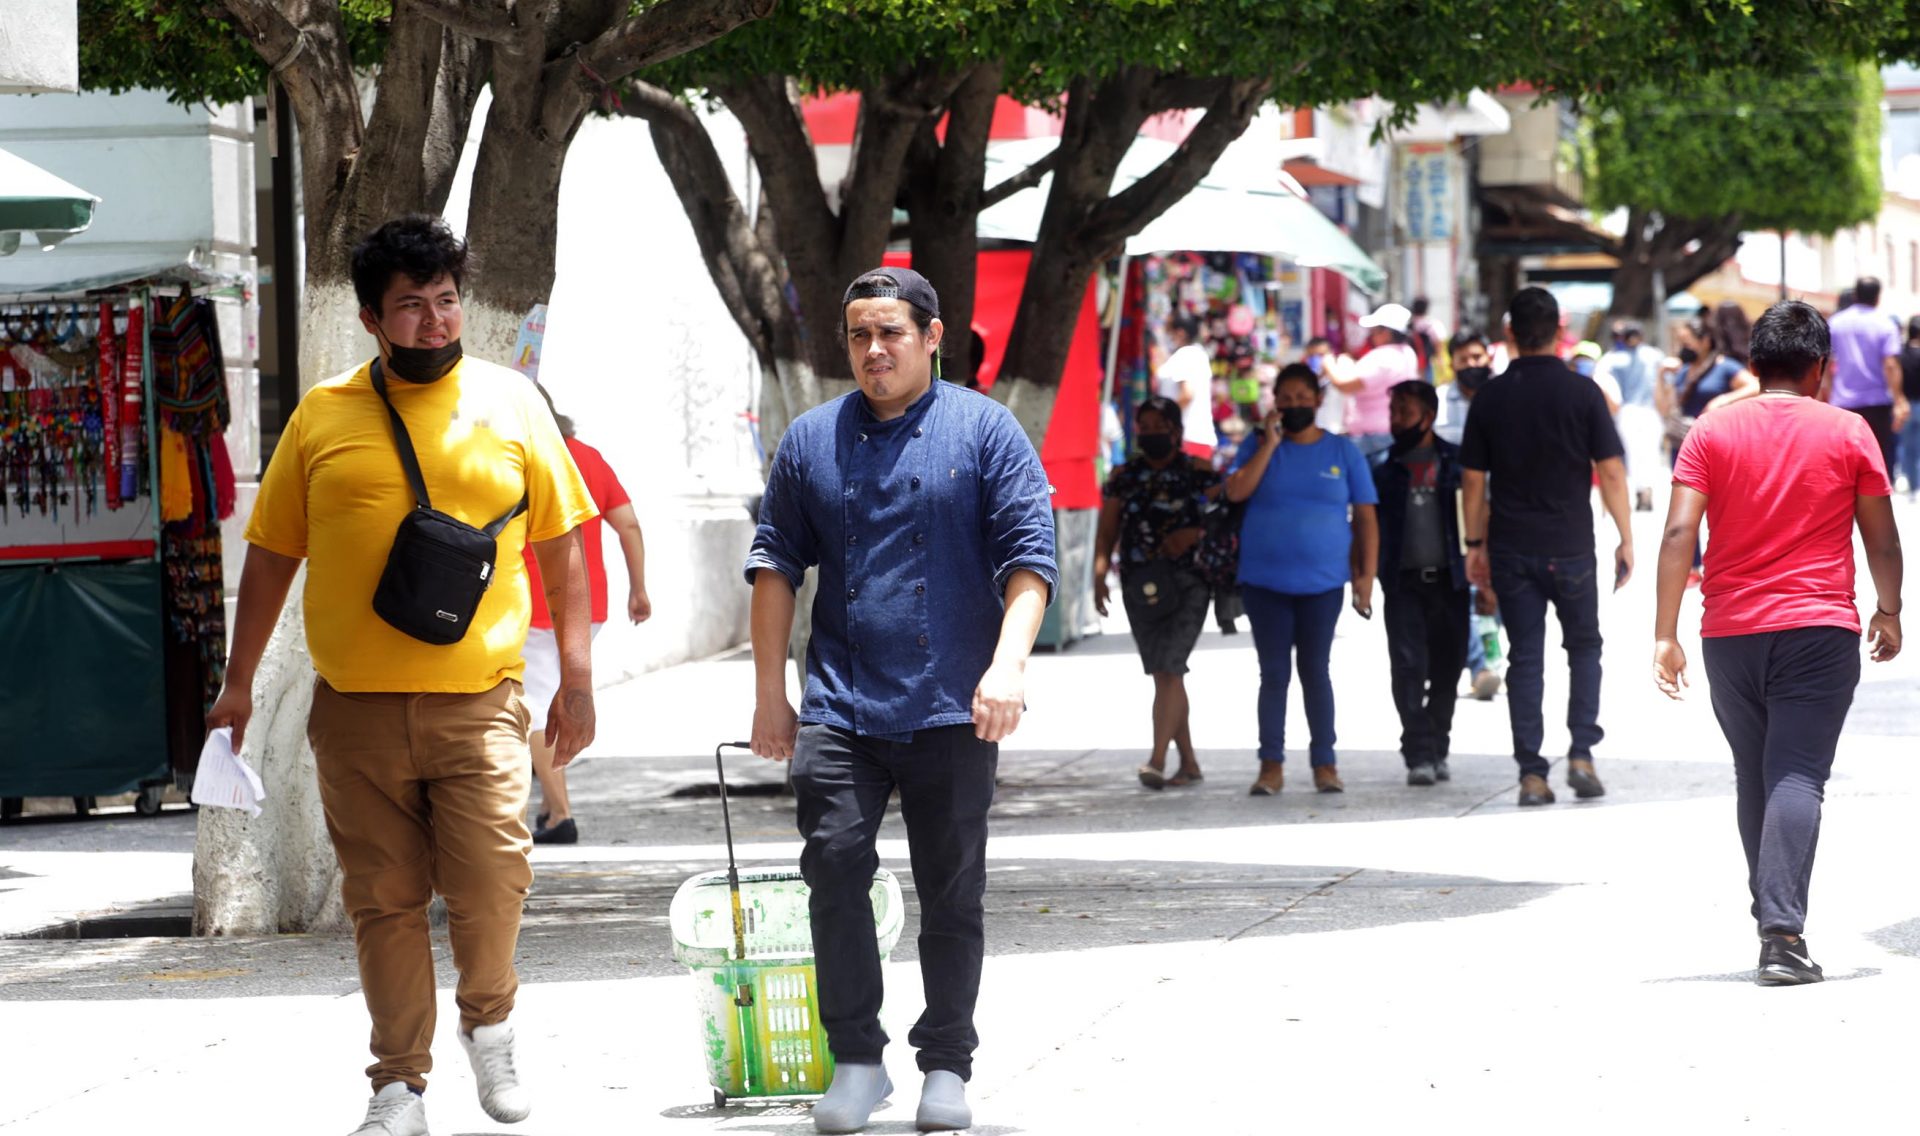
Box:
[1653,301,1904,986]
[523,391,651,843]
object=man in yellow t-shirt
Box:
[207,215,596,1136]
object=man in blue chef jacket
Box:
[744,267,1057,1134]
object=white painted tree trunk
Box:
[459,299,528,376]
[990,374,1058,453]
[192,283,371,935]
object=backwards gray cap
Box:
[843,266,940,316]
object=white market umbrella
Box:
[979,134,1385,293]
[0,146,99,256]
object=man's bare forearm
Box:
[1598,459,1633,544]
[751,571,798,699]
[1462,470,1489,541]
[992,569,1050,670]
[532,529,592,680]
[607,503,647,591]
[226,544,302,685]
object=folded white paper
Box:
[189,727,266,818]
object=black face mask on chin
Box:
[372,320,463,383]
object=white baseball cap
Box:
[1359,303,1412,334]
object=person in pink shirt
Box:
[1331,303,1421,457]
[1654,300,1903,986]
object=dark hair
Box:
[1713,301,1753,365]
[1170,315,1201,343]
[1908,314,1920,342]
[1507,287,1560,351]
[1389,379,1439,419]
[1611,320,1643,343]
[1410,297,1430,317]
[350,214,469,314]
[1276,361,1318,395]
[1448,326,1489,354]
[1683,315,1718,352]
[844,273,935,336]
[1748,301,1831,383]
[1305,336,1331,351]
[1135,395,1183,440]
[533,383,575,439]
[1855,276,1882,307]
[1836,289,1855,311]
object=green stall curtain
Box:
[0,561,169,797]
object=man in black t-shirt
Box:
[1461,288,1633,807]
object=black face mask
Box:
[386,339,464,384]
[1455,365,1492,393]
[371,319,464,384]
[1138,433,1176,460]
[1391,424,1430,450]
[1677,347,1700,366]
[1280,406,1317,434]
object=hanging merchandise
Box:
[118,299,145,502]
[159,425,193,522]
[97,300,122,511]
[151,287,230,437]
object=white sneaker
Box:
[460,1022,531,1123]
[350,1083,428,1136]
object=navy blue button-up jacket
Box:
[743,379,1058,740]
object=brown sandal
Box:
[1138,765,1167,791]
[1167,769,1204,788]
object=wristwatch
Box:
[1465,539,1485,549]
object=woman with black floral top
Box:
[1094,396,1223,789]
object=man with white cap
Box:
[1330,302,1422,457]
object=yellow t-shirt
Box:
[246,357,597,692]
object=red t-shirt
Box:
[525,437,630,628]
[1672,396,1891,638]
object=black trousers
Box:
[1383,569,1470,767]
[1701,627,1859,936]
[1846,402,1899,484]
[792,723,998,1080]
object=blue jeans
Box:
[1240,585,1344,766]
[1489,552,1604,780]
[1900,414,1920,494]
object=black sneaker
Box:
[1434,759,1451,782]
[1757,935,1824,986]
[1406,763,1438,787]
[532,817,578,845]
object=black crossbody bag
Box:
[369,360,526,645]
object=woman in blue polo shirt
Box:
[1225,364,1379,796]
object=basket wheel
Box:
[712,1089,728,1109]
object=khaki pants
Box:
[308,678,533,1091]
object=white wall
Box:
[443,92,764,682]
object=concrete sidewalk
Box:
[3,501,1918,1134]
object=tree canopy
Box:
[1588,62,1882,235]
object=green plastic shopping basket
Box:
[668,742,904,1106]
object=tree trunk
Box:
[906,62,1000,383]
[1604,211,1745,322]
[193,276,370,936]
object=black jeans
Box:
[1383,569,1469,767]
[1490,551,1604,779]
[1846,402,1898,486]
[792,723,998,1080]
[1701,627,1859,936]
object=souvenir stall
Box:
[0,282,235,816]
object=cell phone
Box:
[1614,558,1629,591]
